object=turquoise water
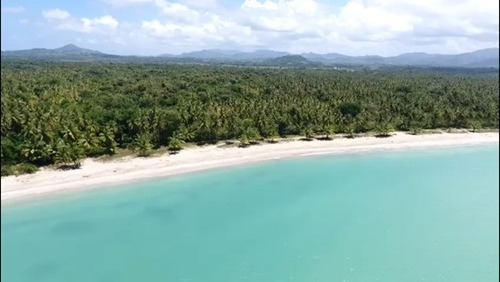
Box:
[2,145,499,282]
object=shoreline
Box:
[1,132,498,204]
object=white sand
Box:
[2,132,498,203]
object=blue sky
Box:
[1,0,498,56]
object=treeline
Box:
[1,61,498,175]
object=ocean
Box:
[1,145,498,282]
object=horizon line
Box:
[2,44,499,58]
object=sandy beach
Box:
[2,131,498,203]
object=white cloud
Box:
[82,15,119,31]
[110,37,126,45]
[232,0,498,54]
[1,6,25,13]
[141,14,256,47]
[331,0,498,43]
[155,1,200,22]
[241,0,278,10]
[103,0,153,7]
[104,0,218,9]
[333,1,417,41]
[138,0,258,50]
[40,0,498,55]
[237,0,325,42]
[43,10,119,34]
[179,0,219,9]
[42,9,70,20]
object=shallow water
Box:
[2,145,499,282]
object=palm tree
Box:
[338,102,361,134]
[300,124,315,140]
[374,120,394,137]
[168,132,185,151]
[54,140,83,169]
[240,118,260,145]
[99,123,118,155]
[134,132,154,157]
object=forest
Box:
[1,60,498,176]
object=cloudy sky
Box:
[1,0,498,56]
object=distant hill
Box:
[235,50,290,61]
[1,44,119,60]
[170,49,240,60]
[54,44,102,55]
[261,55,323,67]
[465,58,499,68]
[303,48,499,68]
[2,44,498,68]
[161,49,290,61]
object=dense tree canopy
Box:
[1,61,498,175]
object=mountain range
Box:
[2,44,498,68]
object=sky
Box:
[1,0,499,56]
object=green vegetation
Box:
[1,61,498,176]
